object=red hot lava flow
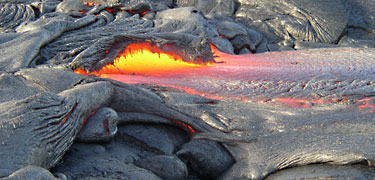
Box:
[74,42,375,111]
[75,42,207,76]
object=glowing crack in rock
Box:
[74,43,375,111]
[75,42,206,76]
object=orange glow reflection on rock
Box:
[74,43,375,112]
[82,1,98,6]
[172,120,197,134]
[356,97,375,113]
[128,10,150,16]
[160,84,227,101]
[74,42,206,76]
[274,98,330,108]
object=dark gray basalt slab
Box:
[176,139,234,179]
[51,142,162,180]
[135,155,188,180]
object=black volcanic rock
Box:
[119,124,188,154]
[51,142,162,180]
[176,139,234,179]
[135,155,188,180]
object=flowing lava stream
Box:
[74,42,375,111]
[75,42,205,76]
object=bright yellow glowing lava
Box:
[74,42,206,76]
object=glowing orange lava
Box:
[356,97,375,113]
[82,1,98,6]
[74,42,209,76]
[274,98,331,108]
[74,42,375,113]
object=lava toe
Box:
[76,107,119,142]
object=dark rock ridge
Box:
[0,0,375,180]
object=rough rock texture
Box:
[52,123,189,179]
[135,155,188,180]
[0,81,113,177]
[0,3,36,32]
[0,14,96,72]
[343,0,375,39]
[39,9,215,72]
[51,141,164,180]
[177,139,234,178]
[235,0,347,44]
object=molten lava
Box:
[74,42,206,76]
[74,42,375,112]
[83,1,98,6]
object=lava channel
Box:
[74,42,375,109]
